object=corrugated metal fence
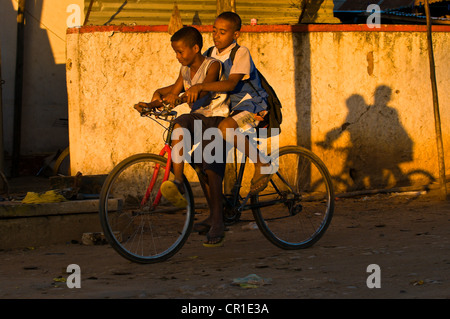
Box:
[84,0,302,26]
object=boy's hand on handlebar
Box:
[134,102,148,113]
[152,90,162,102]
[133,100,164,113]
[162,94,188,107]
[162,93,180,107]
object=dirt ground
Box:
[0,181,449,302]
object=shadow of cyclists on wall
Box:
[317,85,434,192]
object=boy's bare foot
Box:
[250,163,273,194]
[203,226,225,248]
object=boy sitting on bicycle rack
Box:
[183,12,274,196]
[135,26,229,247]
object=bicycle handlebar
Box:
[134,96,187,117]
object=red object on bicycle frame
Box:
[141,143,172,208]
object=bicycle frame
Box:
[223,150,297,214]
[140,111,177,209]
[141,143,172,208]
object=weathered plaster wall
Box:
[1,0,84,159]
[66,25,449,192]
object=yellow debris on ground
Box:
[22,190,67,204]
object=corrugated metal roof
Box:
[336,0,449,22]
[84,0,302,26]
[237,0,302,25]
[339,0,416,11]
[338,0,447,11]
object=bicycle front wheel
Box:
[252,146,334,249]
[99,153,195,263]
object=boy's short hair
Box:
[217,11,241,31]
[171,26,203,50]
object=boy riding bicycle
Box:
[135,26,229,247]
[183,12,274,196]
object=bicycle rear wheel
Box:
[99,153,194,263]
[252,146,334,249]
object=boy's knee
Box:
[217,120,226,133]
[171,124,184,144]
[218,118,236,138]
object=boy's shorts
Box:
[173,113,227,178]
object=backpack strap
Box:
[229,44,239,64]
[205,46,214,57]
[205,44,240,63]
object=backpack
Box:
[205,45,282,137]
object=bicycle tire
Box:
[252,146,334,249]
[99,153,195,263]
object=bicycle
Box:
[99,100,335,264]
